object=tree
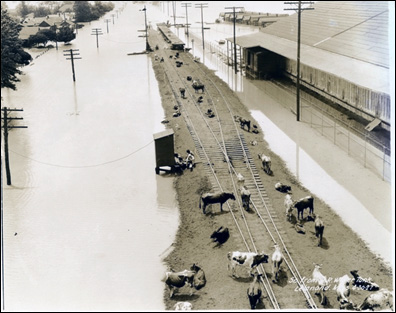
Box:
[16,1,33,18]
[73,1,92,22]
[57,26,75,44]
[33,5,51,17]
[1,8,32,90]
[28,32,49,47]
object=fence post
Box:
[364,133,367,168]
[321,111,324,136]
[347,122,350,156]
[334,119,336,144]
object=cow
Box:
[174,302,193,310]
[312,264,329,305]
[284,194,294,221]
[164,269,196,298]
[293,196,314,220]
[236,173,245,186]
[192,80,205,93]
[275,182,291,193]
[164,264,206,298]
[271,244,283,283]
[240,186,251,211]
[336,274,351,305]
[234,116,251,132]
[190,263,207,291]
[199,192,236,214]
[258,153,272,175]
[210,226,230,245]
[358,288,393,311]
[227,251,269,278]
[247,271,263,309]
[350,270,380,291]
[314,215,325,246]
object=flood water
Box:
[2,4,178,312]
[174,18,393,265]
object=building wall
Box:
[284,59,391,127]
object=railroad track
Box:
[149,28,318,309]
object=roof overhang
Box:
[227,32,389,95]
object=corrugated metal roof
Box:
[227,1,390,94]
[227,32,389,94]
[261,1,389,68]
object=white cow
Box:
[271,244,283,283]
[336,274,351,304]
[358,288,393,311]
[174,301,193,311]
[284,194,294,221]
[312,264,329,305]
[227,251,269,278]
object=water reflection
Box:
[251,110,392,264]
[183,22,392,265]
[3,3,179,311]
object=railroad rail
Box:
[149,26,318,309]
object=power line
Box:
[195,3,208,50]
[1,107,28,185]
[91,28,103,48]
[9,140,154,169]
[284,1,314,121]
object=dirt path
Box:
[147,28,393,311]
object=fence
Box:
[254,80,391,182]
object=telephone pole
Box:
[104,18,111,33]
[63,49,82,82]
[91,28,103,48]
[1,107,28,185]
[225,6,244,74]
[111,14,115,25]
[181,3,191,40]
[140,6,150,51]
[285,1,314,121]
[195,3,208,50]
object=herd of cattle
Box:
[165,175,392,310]
[163,86,392,309]
[165,167,392,310]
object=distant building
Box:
[227,1,391,130]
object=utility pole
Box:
[195,3,208,50]
[181,3,191,40]
[104,18,111,33]
[111,14,115,25]
[1,107,28,185]
[172,1,176,27]
[284,1,314,121]
[225,6,243,74]
[63,49,82,82]
[91,28,103,48]
[140,6,150,51]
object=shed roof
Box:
[227,1,390,94]
[153,129,174,140]
[19,26,40,40]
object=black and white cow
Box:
[314,215,325,246]
[350,270,380,291]
[275,182,291,193]
[293,196,314,220]
[227,251,269,278]
[247,271,263,309]
[164,264,206,298]
[240,186,251,211]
